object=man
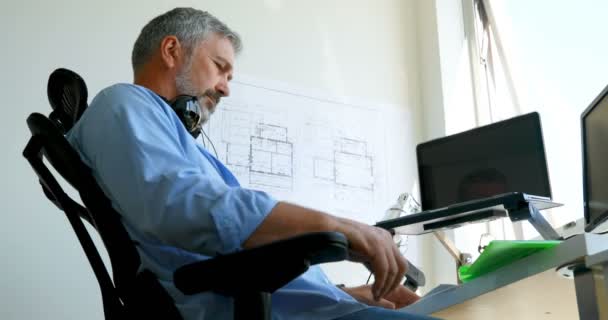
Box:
[67,7,437,320]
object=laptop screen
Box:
[582,84,608,232]
[417,112,552,210]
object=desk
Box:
[402,233,608,319]
[432,269,577,319]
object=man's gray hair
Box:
[132,8,242,73]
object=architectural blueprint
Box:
[200,75,399,225]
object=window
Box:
[458,0,608,245]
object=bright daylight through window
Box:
[459,0,608,244]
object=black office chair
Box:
[22,68,350,320]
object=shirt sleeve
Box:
[68,84,277,255]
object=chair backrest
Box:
[23,69,182,319]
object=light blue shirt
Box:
[67,84,367,320]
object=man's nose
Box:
[215,78,230,97]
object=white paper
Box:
[202,75,403,225]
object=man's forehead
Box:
[198,33,236,63]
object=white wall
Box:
[412,0,474,290]
[0,1,424,319]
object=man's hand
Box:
[244,202,408,301]
[341,284,420,309]
[334,217,408,301]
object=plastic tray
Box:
[458,240,561,283]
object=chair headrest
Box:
[47,68,88,133]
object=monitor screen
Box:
[582,85,608,232]
[417,112,552,210]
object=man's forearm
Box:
[244,201,408,301]
[242,201,340,248]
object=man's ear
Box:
[159,35,182,69]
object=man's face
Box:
[175,32,235,124]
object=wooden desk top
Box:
[432,269,577,320]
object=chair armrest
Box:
[173,232,348,295]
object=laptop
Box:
[376,112,561,234]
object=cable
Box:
[202,127,219,159]
[200,131,207,148]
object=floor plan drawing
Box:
[249,123,293,191]
[199,75,400,225]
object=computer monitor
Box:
[582,84,608,233]
[417,112,552,210]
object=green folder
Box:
[458,240,561,283]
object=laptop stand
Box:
[508,202,561,240]
[376,193,562,240]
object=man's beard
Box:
[175,64,216,125]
